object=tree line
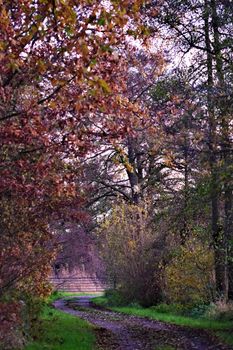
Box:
[0,0,232,348]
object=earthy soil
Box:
[53,296,233,350]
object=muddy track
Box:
[53,296,233,350]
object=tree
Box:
[145,0,233,301]
[98,201,165,306]
[0,0,149,346]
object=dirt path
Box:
[53,296,232,350]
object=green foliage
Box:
[217,331,233,346]
[150,303,184,315]
[150,80,171,102]
[188,304,210,319]
[104,289,128,306]
[0,291,46,350]
[47,291,98,304]
[112,306,233,329]
[149,301,233,323]
[21,293,46,339]
[98,17,106,26]
[0,291,96,350]
[25,299,95,350]
[203,301,233,321]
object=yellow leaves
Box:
[48,100,57,109]
[165,236,214,305]
[7,60,20,73]
[125,163,134,173]
[113,146,134,172]
[37,59,47,74]
[53,0,77,27]
[80,43,89,57]
[97,201,156,299]
[88,76,112,95]
[128,239,137,251]
[50,78,65,87]
[99,202,152,253]
[164,153,175,168]
[139,25,151,36]
[0,40,6,51]
[98,78,112,94]
[0,6,9,26]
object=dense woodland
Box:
[0,0,232,349]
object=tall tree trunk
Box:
[211,0,232,300]
[180,114,190,244]
[204,0,228,301]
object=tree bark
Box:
[210,0,232,301]
[127,136,141,204]
[204,0,228,301]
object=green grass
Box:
[93,296,233,347]
[92,296,233,331]
[216,331,233,346]
[48,291,103,303]
[25,293,97,350]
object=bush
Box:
[0,301,25,350]
[165,236,214,306]
[99,202,164,307]
[188,304,210,319]
[104,289,128,306]
[204,300,233,321]
[0,290,48,349]
[21,293,45,339]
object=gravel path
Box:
[53,296,233,350]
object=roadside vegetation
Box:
[24,292,97,350]
[96,201,233,347]
[92,292,233,346]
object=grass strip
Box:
[93,296,233,346]
[25,293,96,350]
[49,291,103,303]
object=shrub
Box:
[104,289,128,306]
[0,301,25,350]
[99,202,165,306]
[165,235,215,306]
[21,293,46,340]
[0,289,48,349]
[204,300,233,321]
[188,304,210,319]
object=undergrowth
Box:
[24,292,97,350]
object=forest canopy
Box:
[0,1,232,349]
